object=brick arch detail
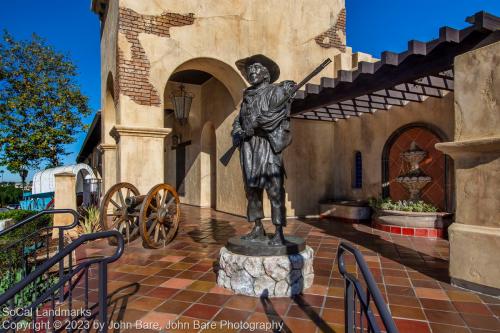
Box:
[314,8,346,51]
[116,7,195,106]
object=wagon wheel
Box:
[139,184,180,249]
[99,182,141,245]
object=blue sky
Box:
[0,0,499,182]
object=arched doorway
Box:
[162,58,247,213]
[201,122,216,207]
[382,123,451,211]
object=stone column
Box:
[110,125,171,194]
[53,172,78,238]
[98,143,117,194]
[436,41,500,295]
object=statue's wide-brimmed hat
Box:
[236,54,280,83]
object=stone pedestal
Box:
[217,246,314,297]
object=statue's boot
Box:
[268,225,286,246]
[241,220,267,241]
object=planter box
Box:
[374,209,451,228]
[320,200,372,220]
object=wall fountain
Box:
[396,141,432,201]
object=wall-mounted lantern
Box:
[171,134,180,149]
[171,84,193,125]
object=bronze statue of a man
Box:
[232,54,295,246]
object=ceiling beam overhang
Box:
[291,12,500,120]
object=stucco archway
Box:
[103,73,117,144]
[171,57,246,107]
[162,58,247,213]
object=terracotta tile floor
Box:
[75,205,500,333]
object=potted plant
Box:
[71,206,102,262]
[369,198,448,229]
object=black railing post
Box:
[345,279,355,333]
[0,222,123,333]
[98,262,108,333]
[337,241,399,333]
[59,228,65,302]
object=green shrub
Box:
[0,266,58,321]
[0,210,53,270]
[76,205,101,235]
[369,198,438,212]
[0,185,23,206]
[0,210,52,243]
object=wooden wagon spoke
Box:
[139,183,180,249]
[154,224,160,243]
[100,182,141,246]
[118,189,125,206]
[165,196,175,209]
[128,216,138,226]
[161,225,168,241]
[160,190,168,207]
[118,220,126,232]
[125,220,131,242]
[111,217,124,229]
[110,198,121,209]
[149,198,158,210]
[147,220,158,237]
[154,193,162,208]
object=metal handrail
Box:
[337,241,399,333]
[0,230,124,333]
[0,209,81,303]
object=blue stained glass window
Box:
[353,151,362,189]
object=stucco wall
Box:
[332,93,455,201]
[451,41,500,229]
[106,0,346,216]
[437,41,500,292]
[99,0,119,193]
[100,0,118,134]
[283,119,335,216]
[114,0,346,131]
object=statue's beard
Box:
[249,75,268,86]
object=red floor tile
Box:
[453,301,492,315]
[82,205,499,333]
[198,293,231,307]
[394,318,432,333]
[160,278,195,289]
[213,308,251,322]
[183,303,220,320]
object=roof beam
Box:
[291,12,500,115]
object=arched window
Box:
[352,151,362,189]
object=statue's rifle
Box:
[219,58,332,166]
